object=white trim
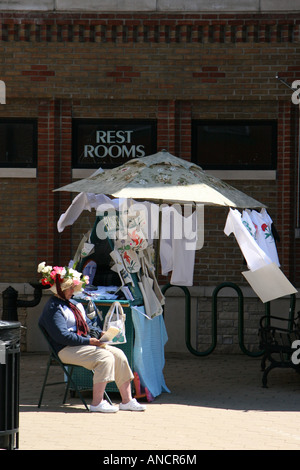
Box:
[0,168,276,180]
[0,81,5,105]
[2,1,300,13]
[73,168,276,181]
[208,170,276,180]
[72,169,99,179]
[0,168,36,178]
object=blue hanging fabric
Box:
[131,305,170,398]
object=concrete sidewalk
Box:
[18,352,300,450]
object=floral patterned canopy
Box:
[55,150,265,208]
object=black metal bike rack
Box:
[162,282,296,357]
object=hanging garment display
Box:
[72,229,92,266]
[225,208,297,302]
[142,249,165,306]
[160,206,197,286]
[241,209,257,240]
[248,208,280,266]
[100,203,149,274]
[113,208,149,273]
[131,305,171,399]
[224,208,272,271]
[114,239,141,273]
[139,201,160,245]
[138,258,163,319]
[110,249,134,286]
[126,205,149,251]
[57,192,113,232]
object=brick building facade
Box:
[0,1,299,352]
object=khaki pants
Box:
[58,344,134,389]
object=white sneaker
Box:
[119,398,147,411]
[90,400,118,413]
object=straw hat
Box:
[49,277,83,295]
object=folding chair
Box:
[38,325,111,411]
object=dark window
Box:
[192,120,277,170]
[72,119,157,169]
[0,119,37,168]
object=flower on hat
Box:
[37,261,89,289]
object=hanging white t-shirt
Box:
[249,209,280,266]
[241,210,257,241]
[170,211,197,287]
[224,208,272,272]
[160,206,197,286]
[57,192,115,233]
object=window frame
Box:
[192,119,277,171]
[0,118,37,168]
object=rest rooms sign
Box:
[73,119,157,168]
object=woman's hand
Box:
[89,337,102,347]
[89,331,106,347]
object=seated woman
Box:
[37,262,146,413]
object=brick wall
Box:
[0,11,299,288]
[0,12,299,102]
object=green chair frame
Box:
[38,325,111,411]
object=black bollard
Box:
[2,284,44,322]
[2,287,18,322]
